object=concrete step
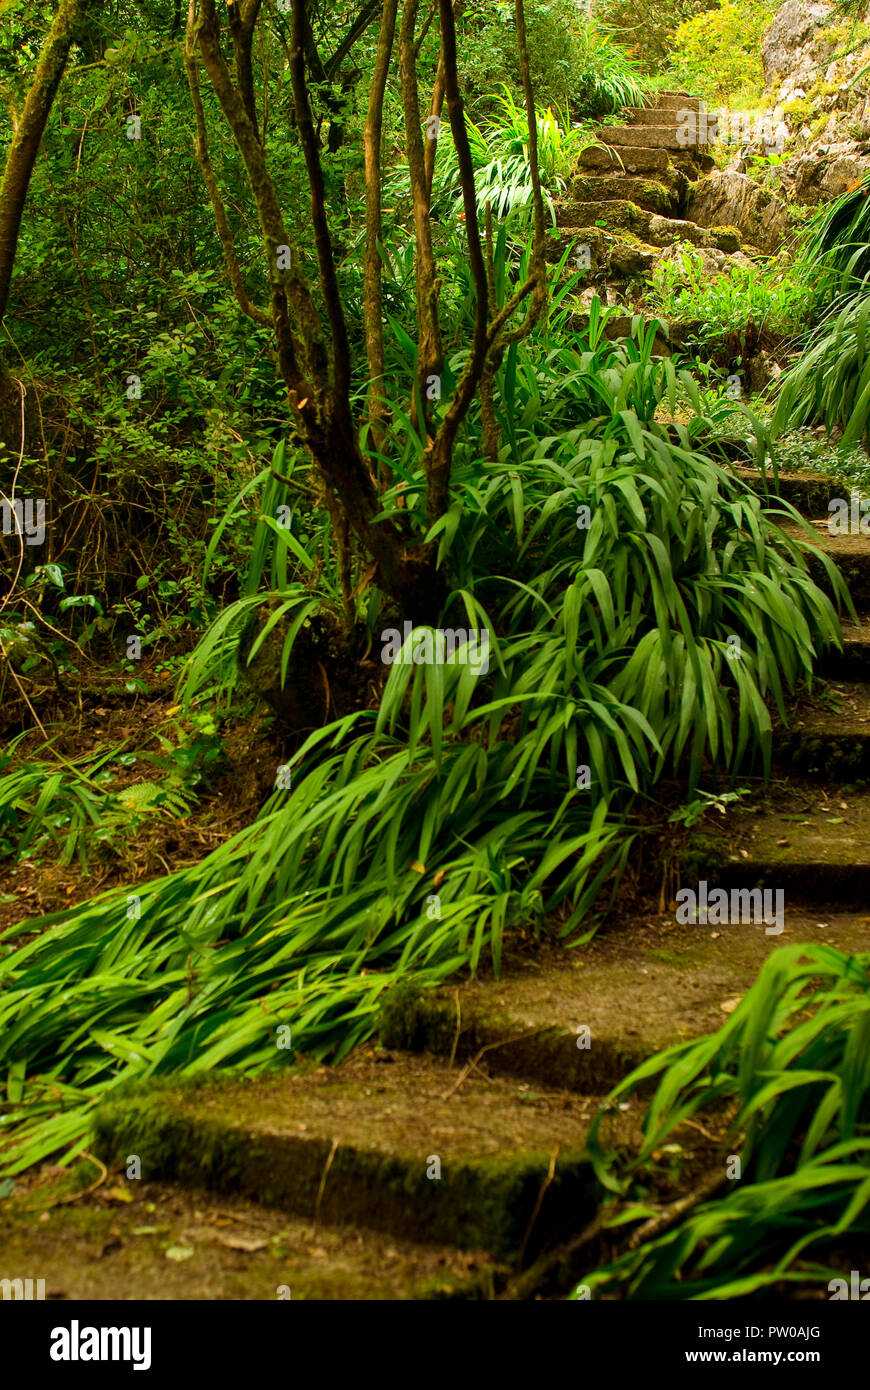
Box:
[602,125,709,151]
[92,1056,630,1260]
[0,1169,499,1299]
[555,200,653,238]
[567,174,680,215]
[378,912,870,1091]
[681,780,870,908]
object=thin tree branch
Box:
[363,0,400,454]
[399,0,443,435]
[184,6,272,326]
[289,0,352,402]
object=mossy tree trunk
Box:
[0,0,94,329]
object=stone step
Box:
[567,174,680,215]
[655,91,704,111]
[625,106,703,125]
[681,781,870,909]
[732,465,841,516]
[773,679,870,779]
[602,125,708,151]
[575,144,671,175]
[555,200,652,238]
[378,912,870,1092]
[0,1170,499,1300]
[92,1056,627,1260]
[782,518,870,607]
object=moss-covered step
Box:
[732,466,840,515]
[644,214,741,249]
[92,1056,624,1260]
[0,1168,500,1300]
[555,199,653,237]
[568,174,681,215]
[781,517,870,607]
[575,144,671,175]
[680,781,870,907]
[543,224,609,268]
[772,680,870,779]
[376,911,864,1092]
[601,125,709,151]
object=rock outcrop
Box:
[762,0,836,89]
[735,0,870,206]
[683,169,793,252]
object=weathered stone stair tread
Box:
[576,145,671,174]
[779,518,870,604]
[783,516,870,553]
[0,1174,496,1300]
[602,125,707,150]
[92,1055,629,1256]
[733,466,840,514]
[569,174,678,213]
[687,778,870,903]
[389,914,870,1089]
[772,679,870,779]
[649,92,703,111]
[625,106,698,124]
[555,200,653,236]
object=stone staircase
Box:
[4,465,870,1300]
[550,90,749,325]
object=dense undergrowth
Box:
[3,0,870,1302]
[575,945,870,1298]
[0,298,849,1173]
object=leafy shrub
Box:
[797,172,870,295]
[599,0,720,69]
[667,0,780,104]
[773,287,870,444]
[403,90,599,227]
[458,1,649,116]
[644,245,811,357]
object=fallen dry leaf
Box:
[165,1244,195,1262]
[214,1234,268,1253]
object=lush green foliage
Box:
[575,945,870,1298]
[458,2,649,115]
[666,0,780,103]
[796,172,870,295]
[645,246,810,358]
[773,287,870,444]
[0,308,847,1172]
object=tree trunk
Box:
[0,0,93,328]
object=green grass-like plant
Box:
[574,944,870,1298]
